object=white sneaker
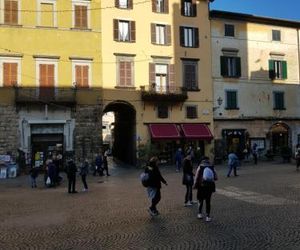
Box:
[82,188,88,192]
[197,213,203,219]
[184,201,192,207]
[206,216,212,222]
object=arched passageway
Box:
[103,101,136,165]
[269,122,290,154]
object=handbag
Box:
[46,176,51,185]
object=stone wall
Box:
[0,105,19,157]
[73,104,102,162]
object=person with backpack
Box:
[193,157,217,222]
[144,156,168,216]
[182,155,194,207]
[227,151,239,177]
[29,166,39,188]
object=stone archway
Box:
[103,101,136,165]
[269,122,290,154]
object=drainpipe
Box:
[298,29,300,85]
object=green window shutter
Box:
[236,57,241,77]
[220,56,228,77]
[269,60,275,79]
[282,61,287,79]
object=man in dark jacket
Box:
[66,159,77,193]
[145,157,168,216]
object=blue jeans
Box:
[227,164,237,177]
[30,176,37,187]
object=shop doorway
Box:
[103,101,136,165]
[31,134,63,167]
[222,129,247,159]
[270,123,289,154]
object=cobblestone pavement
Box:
[1,160,300,250]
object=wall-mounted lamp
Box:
[213,96,223,111]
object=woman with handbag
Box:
[193,157,217,222]
[182,155,194,207]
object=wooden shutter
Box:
[39,64,47,86]
[128,0,133,9]
[164,0,169,13]
[152,0,156,12]
[220,56,228,77]
[3,63,17,87]
[81,6,88,28]
[149,63,155,86]
[194,28,199,47]
[166,25,171,45]
[180,27,184,46]
[4,0,18,24]
[47,64,54,87]
[269,60,275,79]
[75,5,87,29]
[151,23,156,44]
[181,0,184,15]
[115,0,119,8]
[130,21,136,42]
[236,57,241,77]
[76,65,89,88]
[282,61,287,79]
[125,61,132,86]
[119,61,125,86]
[113,19,119,41]
[75,5,81,28]
[168,64,175,92]
[192,0,197,16]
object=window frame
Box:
[153,0,169,13]
[272,29,281,42]
[182,59,198,91]
[181,0,197,17]
[185,105,198,119]
[220,56,241,78]
[224,24,235,37]
[72,0,90,29]
[37,0,57,27]
[225,90,238,110]
[1,0,20,25]
[114,19,136,43]
[273,91,285,110]
[116,0,133,9]
[0,57,21,87]
[72,60,92,88]
[180,26,199,48]
[269,59,287,80]
[116,56,134,88]
[35,58,58,88]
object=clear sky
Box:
[210,0,300,22]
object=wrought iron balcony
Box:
[141,84,188,102]
[15,87,77,105]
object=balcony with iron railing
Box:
[15,87,77,105]
[140,83,188,102]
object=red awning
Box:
[181,124,213,140]
[149,124,181,140]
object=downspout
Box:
[298,28,300,85]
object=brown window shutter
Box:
[128,0,133,9]
[81,6,88,29]
[75,65,82,87]
[10,63,17,86]
[192,0,197,16]
[3,63,10,86]
[113,19,119,41]
[151,23,156,44]
[164,0,169,13]
[125,61,132,86]
[75,5,81,28]
[149,63,155,85]
[82,65,89,87]
[168,64,175,92]
[119,61,125,86]
[130,21,136,42]
[115,0,119,8]
[39,64,46,86]
[152,0,156,12]
[47,64,55,87]
[11,0,18,24]
[194,28,199,47]
[166,25,171,45]
[4,0,18,24]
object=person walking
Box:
[94,153,104,176]
[295,145,300,171]
[182,155,194,206]
[102,149,110,176]
[175,148,183,172]
[29,166,39,188]
[66,159,77,194]
[227,151,239,177]
[47,159,56,187]
[252,143,258,165]
[145,157,168,216]
[193,158,217,222]
[79,159,89,191]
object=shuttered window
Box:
[39,64,54,87]
[180,26,199,48]
[74,5,88,29]
[220,56,241,78]
[118,61,133,87]
[182,60,198,90]
[115,0,133,9]
[273,92,285,110]
[113,19,136,42]
[152,0,168,13]
[269,60,287,80]
[225,24,235,37]
[157,105,168,119]
[75,65,89,88]
[272,30,281,41]
[151,24,171,45]
[3,62,17,86]
[149,63,174,93]
[186,106,197,119]
[226,90,238,109]
[4,0,18,25]
[181,0,197,17]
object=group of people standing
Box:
[144,153,217,222]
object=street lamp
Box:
[213,96,223,111]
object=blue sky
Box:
[210,0,300,22]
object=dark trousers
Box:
[103,161,109,176]
[199,192,212,217]
[253,153,258,164]
[81,175,88,189]
[185,184,193,203]
[68,174,76,193]
[150,189,161,212]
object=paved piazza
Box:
[1,160,300,250]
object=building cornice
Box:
[210,10,300,29]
